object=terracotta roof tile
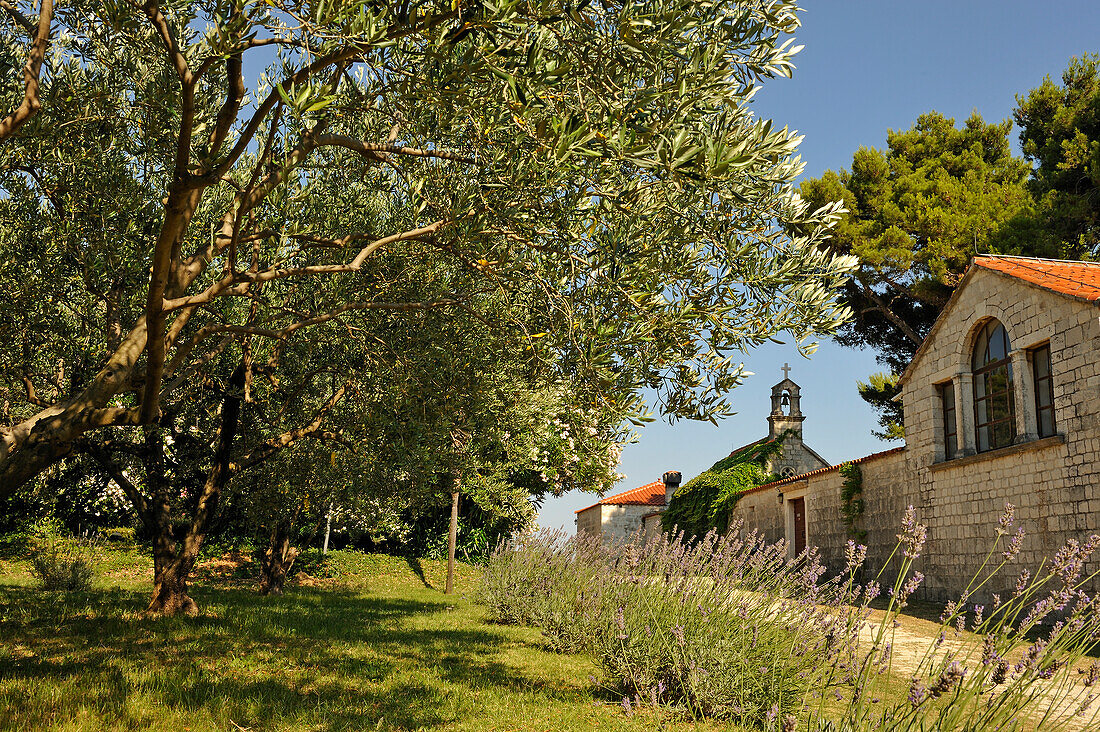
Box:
[575,480,666,514]
[973,255,1100,304]
[740,446,907,497]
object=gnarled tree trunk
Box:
[143,363,244,616]
[259,522,300,596]
[148,545,201,616]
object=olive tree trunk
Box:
[260,522,300,596]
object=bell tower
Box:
[768,363,804,441]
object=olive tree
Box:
[1,0,855,613]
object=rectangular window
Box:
[1031,343,1056,437]
[940,382,957,459]
[974,362,1016,451]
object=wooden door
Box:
[790,497,806,555]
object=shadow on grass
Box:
[404,556,433,588]
[0,583,585,731]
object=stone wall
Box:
[900,268,1100,601]
[576,505,601,537]
[730,447,914,576]
[599,504,648,543]
[643,512,663,543]
[729,482,786,546]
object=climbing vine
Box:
[661,433,789,541]
[839,462,866,542]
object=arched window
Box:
[972,319,1015,451]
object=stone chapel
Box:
[574,368,830,543]
[729,255,1100,601]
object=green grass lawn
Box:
[0,546,730,732]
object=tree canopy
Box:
[799,113,1035,437]
[1014,53,1100,257]
[0,0,855,493]
[0,0,858,613]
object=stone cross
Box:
[782,362,791,379]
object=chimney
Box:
[662,470,682,506]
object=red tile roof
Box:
[739,446,907,497]
[973,255,1100,304]
[575,480,666,514]
[900,255,1100,386]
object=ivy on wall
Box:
[661,433,789,541]
[839,462,866,542]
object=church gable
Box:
[900,256,1100,466]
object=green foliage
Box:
[661,437,784,539]
[800,112,1035,435]
[0,0,859,500]
[856,372,905,440]
[838,462,865,542]
[482,527,841,724]
[480,529,609,653]
[29,539,95,591]
[1013,53,1100,256]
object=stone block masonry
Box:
[730,258,1100,604]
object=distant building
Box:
[575,367,832,543]
[575,471,681,543]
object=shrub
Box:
[101,526,136,544]
[30,540,95,591]
[482,508,1100,730]
[483,525,857,722]
[482,529,610,651]
[808,504,1100,732]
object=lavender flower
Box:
[1002,527,1025,561]
[898,572,924,606]
[908,677,927,708]
[845,540,867,572]
[929,661,967,698]
[897,505,928,559]
[1080,661,1100,688]
[1014,568,1030,597]
[998,503,1016,534]
[981,635,1000,666]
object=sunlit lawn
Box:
[0,547,734,732]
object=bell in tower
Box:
[768,363,804,440]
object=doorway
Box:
[789,497,807,555]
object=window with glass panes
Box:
[1030,343,1056,437]
[940,381,957,459]
[972,320,1015,452]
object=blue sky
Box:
[536,0,1100,531]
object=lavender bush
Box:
[484,524,859,724]
[807,505,1100,732]
[481,528,609,652]
[482,508,1100,730]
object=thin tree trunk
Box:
[323,503,332,554]
[445,483,459,595]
